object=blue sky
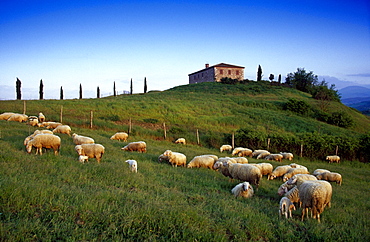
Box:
[0,0,369,99]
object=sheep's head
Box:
[163,150,172,157]
[26,141,33,153]
[75,145,83,155]
[242,182,251,191]
[72,133,77,138]
[287,176,297,185]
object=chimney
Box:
[205,63,209,68]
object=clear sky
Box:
[0,0,369,100]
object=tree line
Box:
[15,77,149,100]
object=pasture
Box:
[0,120,369,241]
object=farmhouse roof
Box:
[188,63,245,76]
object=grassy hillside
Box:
[1,82,370,240]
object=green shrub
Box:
[328,111,354,128]
[284,98,311,115]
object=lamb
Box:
[268,165,292,180]
[7,113,28,123]
[24,130,53,145]
[256,151,270,159]
[187,155,217,169]
[326,155,340,163]
[282,168,310,182]
[0,112,15,120]
[78,155,89,163]
[225,162,262,189]
[231,182,254,198]
[250,162,273,178]
[121,141,147,153]
[26,134,61,155]
[237,148,253,157]
[125,160,138,173]
[279,197,296,219]
[53,125,71,136]
[72,133,95,145]
[264,154,284,162]
[284,186,301,207]
[252,150,269,157]
[174,138,186,145]
[280,152,294,161]
[316,172,342,185]
[75,144,105,163]
[162,150,186,167]
[110,132,129,141]
[312,169,331,176]
[295,180,332,222]
[38,112,45,122]
[220,145,233,153]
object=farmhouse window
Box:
[228,70,231,75]
[236,70,239,75]
[220,70,223,74]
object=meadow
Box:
[0,82,370,241]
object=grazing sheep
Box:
[28,116,39,126]
[72,133,95,145]
[38,112,45,122]
[326,155,340,163]
[24,130,53,145]
[256,151,270,159]
[162,150,186,167]
[284,186,301,207]
[125,159,138,173]
[287,174,317,187]
[237,148,253,157]
[187,155,216,169]
[233,157,249,164]
[158,154,170,163]
[110,132,129,141]
[231,182,254,198]
[174,138,186,145]
[75,144,105,163]
[26,134,61,155]
[265,154,284,162]
[296,180,333,222]
[78,155,89,163]
[268,165,292,180]
[278,181,296,196]
[0,112,15,120]
[220,145,233,153]
[279,197,296,219]
[46,122,62,129]
[250,163,273,178]
[53,125,71,136]
[282,168,310,182]
[316,172,342,185]
[231,147,247,156]
[252,150,269,157]
[280,152,294,161]
[121,141,147,153]
[7,113,28,123]
[289,163,307,170]
[226,162,262,189]
[312,169,331,176]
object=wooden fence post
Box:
[300,144,304,157]
[128,118,132,135]
[60,105,63,123]
[196,129,200,145]
[232,132,235,149]
[335,145,338,155]
[267,138,271,150]
[90,110,93,129]
[23,100,26,115]
[163,122,167,139]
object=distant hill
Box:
[339,86,370,113]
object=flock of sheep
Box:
[1,111,343,223]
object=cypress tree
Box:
[79,83,82,99]
[60,86,64,100]
[257,65,262,82]
[16,77,21,100]
[97,86,100,98]
[130,78,133,95]
[278,74,282,83]
[144,77,147,93]
[39,79,44,100]
[113,81,116,97]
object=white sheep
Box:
[264,154,284,162]
[284,186,301,207]
[326,155,340,163]
[38,112,45,122]
[72,133,95,145]
[249,163,273,178]
[53,125,71,136]
[237,148,253,157]
[45,122,62,129]
[121,141,147,153]
[28,116,39,126]
[295,180,333,222]
[225,162,262,189]
[231,182,254,198]
[282,167,310,182]
[0,112,15,120]
[312,169,331,176]
[279,197,296,219]
[252,150,269,157]
[277,181,295,196]
[280,152,294,161]
[231,147,246,156]
[7,113,28,123]
[316,172,342,185]
[24,130,53,145]
[78,155,89,163]
[75,144,105,163]
[256,151,270,159]
[110,132,129,141]
[174,138,186,145]
[220,145,233,153]
[268,165,292,180]
[233,157,249,164]
[187,155,217,169]
[158,154,170,163]
[213,160,233,181]
[289,163,307,170]
[125,159,138,173]
[162,150,186,167]
[26,134,61,155]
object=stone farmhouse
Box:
[188,63,245,84]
